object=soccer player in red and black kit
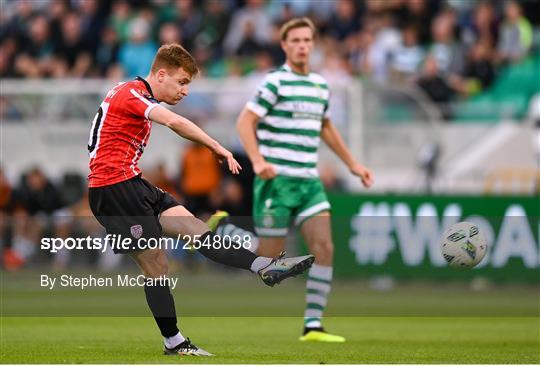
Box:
[87,44,314,356]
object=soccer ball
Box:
[441,222,487,268]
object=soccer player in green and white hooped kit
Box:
[234,17,374,342]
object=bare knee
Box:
[309,239,334,264]
[137,251,169,278]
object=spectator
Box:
[496,0,533,64]
[461,0,499,50]
[118,17,158,78]
[223,0,271,56]
[178,143,222,217]
[24,15,54,62]
[428,9,465,77]
[95,26,120,76]
[145,161,181,202]
[4,0,35,44]
[108,0,134,43]
[390,25,425,83]
[46,0,68,48]
[235,20,264,57]
[194,0,231,61]
[463,41,495,93]
[9,167,64,266]
[397,0,439,45]
[350,28,377,78]
[173,0,203,51]
[327,0,361,41]
[247,50,275,80]
[209,178,246,217]
[15,167,63,216]
[139,4,159,40]
[0,37,18,77]
[416,55,456,119]
[78,0,106,56]
[159,22,182,45]
[55,12,92,77]
[352,14,400,83]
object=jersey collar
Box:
[135,76,155,98]
[282,63,310,76]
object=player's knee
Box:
[322,242,334,258]
[145,261,168,278]
[140,251,168,278]
[310,239,334,259]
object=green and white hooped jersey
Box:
[246,64,330,179]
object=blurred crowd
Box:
[1,0,539,102]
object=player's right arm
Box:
[236,74,279,180]
[236,108,276,180]
[149,105,241,175]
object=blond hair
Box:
[150,43,199,76]
[279,17,316,41]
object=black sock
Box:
[144,280,179,338]
[196,231,257,270]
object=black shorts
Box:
[89,176,180,254]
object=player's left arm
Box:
[320,117,373,188]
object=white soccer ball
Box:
[441,222,487,268]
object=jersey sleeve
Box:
[246,74,279,118]
[125,88,160,119]
[323,97,330,119]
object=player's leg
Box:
[88,180,208,355]
[129,248,179,338]
[159,205,313,285]
[295,178,344,342]
[298,211,344,342]
[160,205,268,271]
[129,246,214,356]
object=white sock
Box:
[250,256,273,273]
[304,264,333,329]
[164,331,185,349]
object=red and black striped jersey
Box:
[87,77,159,187]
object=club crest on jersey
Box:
[140,91,157,103]
[130,224,143,239]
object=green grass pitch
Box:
[1,317,538,363]
[1,271,539,363]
